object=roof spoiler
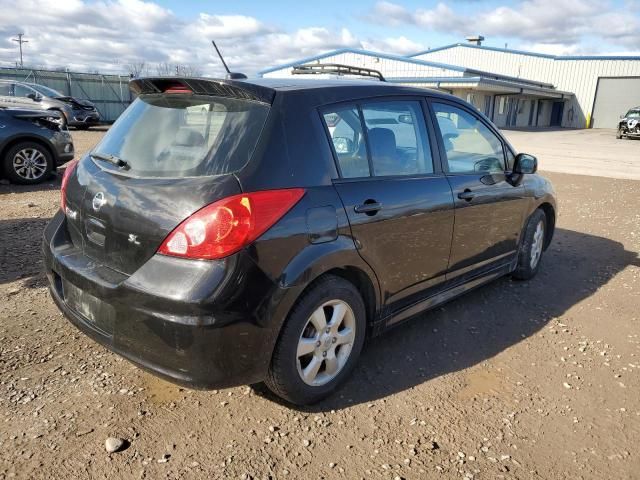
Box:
[292,63,386,82]
[129,77,275,104]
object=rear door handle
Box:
[354,201,382,214]
[457,189,475,201]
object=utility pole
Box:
[12,33,28,67]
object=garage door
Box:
[592,77,640,128]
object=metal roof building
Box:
[260,41,640,129]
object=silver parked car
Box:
[0,80,101,129]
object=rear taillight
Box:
[60,160,79,212]
[158,188,305,260]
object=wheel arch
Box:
[274,241,382,335]
[316,266,378,333]
[537,201,556,249]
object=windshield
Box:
[29,84,64,98]
[92,95,270,177]
[626,110,640,118]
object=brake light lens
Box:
[164,87,193,94]
[158,189,305,260]
[60,160,79,212]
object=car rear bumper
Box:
[42,210,283,389]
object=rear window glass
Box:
[92,95,269,177]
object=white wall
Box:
[414,45,640,128]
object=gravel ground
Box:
[504,128,640,181]
[0,129,639,479]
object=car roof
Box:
[130,76,457,105]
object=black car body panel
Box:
[0,108,74,170]
[43,76,556,390]
[66,158,243,275]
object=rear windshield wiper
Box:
[90,152,130,170]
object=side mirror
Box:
[513,153,537,175]
[333,137,355,155]
[398,114,413,124]
[26,93,41,101]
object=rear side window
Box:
[361,101,432,176]
[93,95,269,177]
[323,100,433,178]
[0,83,12,96]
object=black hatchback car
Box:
[43,77,556,405]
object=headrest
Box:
[368,128,396,158]
[174,128,205,147]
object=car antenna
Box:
[211,40,247,80]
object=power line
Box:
[12,33,29,67]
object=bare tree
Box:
[176,64,203,77]
[153,62,203,77]
[155,62,173,76]
[126,61,149,78]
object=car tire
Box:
[512,209,547,281]
[2,141,54,185]
[616,128,622,139]
[265,275,366,405]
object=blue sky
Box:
[154,0,640,54]
[0,0,638,75]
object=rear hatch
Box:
[63,79,272,275]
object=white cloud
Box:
[367,0,640,52]
[0,0,367,75]
[1,0,637,76]
[363,36,425,55]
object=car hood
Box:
[55,96,96,108]
[4,107,63,119]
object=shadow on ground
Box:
[0,159,81,195]
[254,228,639,410]
[0,174,61,195]
[1,215,638,409]
[0,217,52,286]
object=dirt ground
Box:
[0,128,639,480]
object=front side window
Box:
[361,101,433,176]
[433,102,505,174]
[30,84,64,98]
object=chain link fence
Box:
[0,67,132,122]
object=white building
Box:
[260,40,640,129]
